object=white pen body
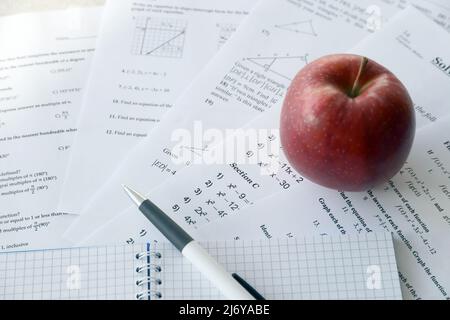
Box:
[181,241,255,300]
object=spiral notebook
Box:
[0,233,401,299]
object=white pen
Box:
[122,185,264,300]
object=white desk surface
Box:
[0,0,104,16]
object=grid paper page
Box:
[156,232,402,300]
[0,233,401,299]
[0,243,146,300]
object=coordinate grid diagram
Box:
[274,20,317,37]
[131,16,187,58]
[244,54,309,80]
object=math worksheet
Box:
[65,0,450,244]
[58,0,258,217]
[82,7,450,300]
[198,116,450,300]
[0,8,101,251]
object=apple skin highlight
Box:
[280,54,415,191]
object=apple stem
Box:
[350,56,369,98]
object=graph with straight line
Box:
[131,16,187,58]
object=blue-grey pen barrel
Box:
[139,199,193,251]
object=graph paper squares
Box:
[131,16,187,58]
[0,233,401,300]
[158,233,401,300]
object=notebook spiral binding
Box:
[135,250,163,300]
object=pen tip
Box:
[121,185,146,206]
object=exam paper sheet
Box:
[58,0,258,217]
[198,116,450,300]
[83,7,450,299]
[83,5,450,250]
[65,0,450,244]
[0,8,101,251]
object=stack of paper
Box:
[1,0,450,300]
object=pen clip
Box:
[232,273,265,300]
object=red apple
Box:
[280,54,415,191]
